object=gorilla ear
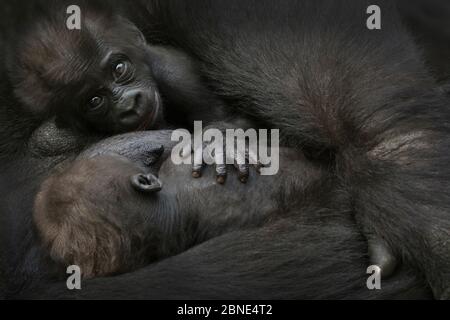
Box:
[131,173,162,193]
[9,61,53,114]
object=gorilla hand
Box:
[191,122,260,184]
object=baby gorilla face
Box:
[74,46,162,133]
[34,155,164,278]
[12,12,162,133]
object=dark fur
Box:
[33,142,328,279]
[1,0,450,299]
[9,0,227,133]
[29,131,431,299]
[33,155,159,279]
[398,0,450,83]
[40,213,432,300]
[123,0,450,297]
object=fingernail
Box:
[216,176,226,184]
[239,176,248,184]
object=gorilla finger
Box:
[216,164,227,184]
[192,163,204,178]
[192,144,205,178]
[236,163,249,183]
[255,161,269,174]
[247,147,259,166]
[255,163,262,174]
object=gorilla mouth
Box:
[136,90,161,131]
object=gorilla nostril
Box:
[118,91,146,124]
[119,90,143,114]
[131,173,162,193]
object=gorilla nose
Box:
[131,173,162,193]
[118,90,146,121]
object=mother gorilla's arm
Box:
[37,214,431,299]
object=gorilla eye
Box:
[88,96,104,111]
[113,61,129,81]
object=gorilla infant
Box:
[10,4,253,181]
[10,4,227,134]
[34,147,326,279]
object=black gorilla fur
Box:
[1,0,450,299]
[28,131,434,299]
